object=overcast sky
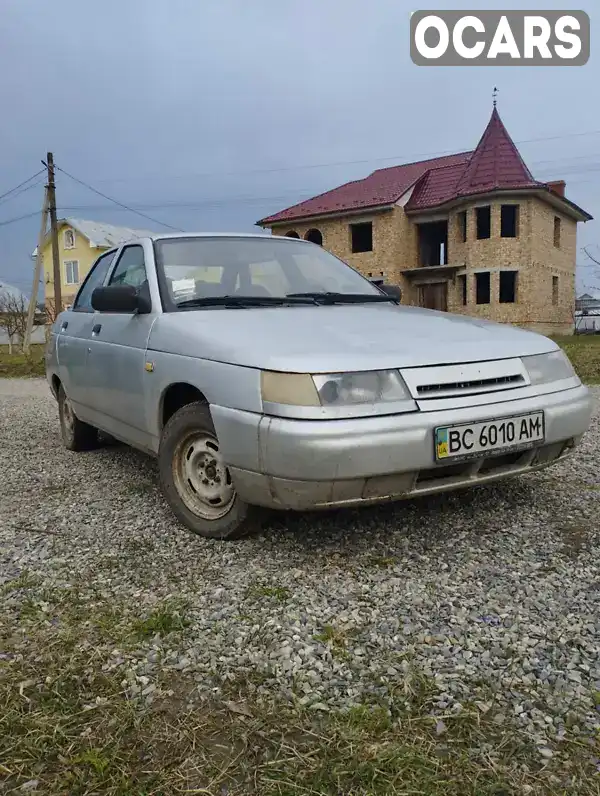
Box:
[0,0,598,296]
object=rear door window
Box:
[72,251,117,312]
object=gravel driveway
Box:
[1,378,599,755]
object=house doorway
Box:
[418,282,447,311]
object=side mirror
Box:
[380,284,402,301]
[91,284,150,313]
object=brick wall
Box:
[271,207,416,285]
[267,193,579,335]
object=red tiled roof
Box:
[406,108,546,212]
[257,152,471,225]
[454,107,541,197]
[405,162,466,211]
[258,108,591,224]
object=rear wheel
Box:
[58,384,99,451]
[158,402,263,539]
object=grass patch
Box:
[0,343,45,377]
[313,623,356,662]
[131,600,190,640]
[554,335,600,384]
[369,554,397,568]
[314,623,348,648]
[245,582,291,602]
[1,584,599,794]
[0,570,42,595]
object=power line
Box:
[0,150,598,231]
[0,169,45,203]
[0,210,41,228]
[0,171,595,227]
[0,177,45,208]
[44,169,600,212]
[53,191,317,213]
[81,128,600,185]
[54,164,183,232]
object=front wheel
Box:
[158,402,263,539]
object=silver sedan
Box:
[46,233,592,539]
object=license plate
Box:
[434,411,545,462]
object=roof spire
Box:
[454,102,538,196]
[492,86,499,108]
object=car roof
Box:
[100,232,311,257]
[124,231,307,245]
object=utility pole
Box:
[46,152,62,315]
[23,190,49,354]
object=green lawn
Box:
[1,579,598,795]
[0,344,45,378]
[1,336,599,383]
[552,335,600,384]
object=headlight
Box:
[260,372,321,406]
[261,369,410,406]
[523,350,577,385]
[313,370,410,405]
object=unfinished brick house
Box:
[257,107,593,335]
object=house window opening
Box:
[284,230,300,238]
[63,229,75,249]
[458,274,467,305]
[554,217,561,248]
[417,220,448,266]
[475,272,490,304]
[350,222,373,253]
[552,275,559,305]
[476,206,491,239]
[499,271,517,303]
[458,211,467,242]
[305,228,323,246]
[64,260,79,285]
[501,205,519,238]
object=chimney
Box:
[547,180,566,197]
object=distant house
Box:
[0,281,28,305]
[0,282,45,345]
[257,106,593,336]
[32,218,156,311]
[575,293,600,333]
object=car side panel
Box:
[80,239,163,450]
[139,349,263,457]
[45,326,60,396]
[55,311,99,419]
[84,313,156,433]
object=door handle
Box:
[61,321,68,331]
[92,323,102,335]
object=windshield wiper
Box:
[176,294,317,309]
[286,291,396,304]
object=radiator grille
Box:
[417,373,524,396]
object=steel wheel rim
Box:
[172,431,235,521]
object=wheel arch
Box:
[160,382,209,431]
[50,373,62,400]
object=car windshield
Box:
[154,236,384,308]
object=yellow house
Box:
[32,218,155,311]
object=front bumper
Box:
[211,385,593,511]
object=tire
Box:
[58,384,99,451]
[158,401,263,540]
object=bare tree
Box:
[41,298,62,343]
[0,290,28,353]
[583,245,600,268]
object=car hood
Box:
[149,303,558,373]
